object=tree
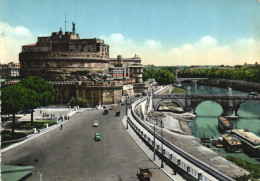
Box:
[68,97,89,108]
[2,85,37,136]
[18,76,55,125]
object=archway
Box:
[191,100,223,138]
[155,99,184,113]
[235,101,260,136]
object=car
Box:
[109,106,115,110]
[116,110,120,117]
[95,133,101,141]
[93,120,98,127]
[103,110,108,115]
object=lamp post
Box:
[125,95,128,129]
[148,113,165,167]
[161,118,164,168]
[153,126,156,161]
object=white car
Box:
[93,120,98,127]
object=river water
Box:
[182,84,260,138]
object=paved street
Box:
[2,104,171,181]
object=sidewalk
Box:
[122,116,186,181]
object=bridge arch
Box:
[154,98,185,112]
[192,99,224,114]
[234,100,260,116]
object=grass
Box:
[1,120,56,149]
[171,87,187,94]
[1,130,29,149]
[225,156,260,181]
[15,120,56,130]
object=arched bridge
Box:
[152,93,260,118]
[175,77,208,84]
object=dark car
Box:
[103,110,108,115]
[116,110,120,117]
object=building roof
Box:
[104,74,112,77]
[1,165,36,181]
[232,129,260,147]
[23,44,37,47]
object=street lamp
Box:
[125,95,129,129]
[148,113,165,167]
[160,118,164,168]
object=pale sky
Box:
[1,0,260,66]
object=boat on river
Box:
[218,116,233,133]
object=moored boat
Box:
[218,116,233,133]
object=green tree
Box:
[2,85,36,136]
[143,67,176,85]
[18,76,55,125]
[68,97,89,108]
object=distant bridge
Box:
[175,77,208,84]
[152,93,260,118]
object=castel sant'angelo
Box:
[19,23,148,105]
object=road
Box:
[2,104,171,181]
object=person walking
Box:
[60,124,63,130]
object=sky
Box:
[1,0,260,66]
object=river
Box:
[182,83,260,164]
[182,83,260,138]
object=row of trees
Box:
[178,66,260,83]
[143,67,176,85]
[2,76,55,136]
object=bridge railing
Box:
[128,87,235,181]
[153,93,259,100]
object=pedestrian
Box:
[68,115,69,120]
[60,124,63,130]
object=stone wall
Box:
[199,79,260,93]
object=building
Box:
[0,62,20,78]
[18,26,147,105]
[232,129,260,157]
[20,27,109,81]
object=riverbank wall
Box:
[199,79,260,93]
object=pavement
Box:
[122,116,185,181]
[1,104,172,181]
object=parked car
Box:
[95,133,101,141]
[93,120,98,127]
[109,106,115,110]
[103,110,108,115]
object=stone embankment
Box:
[145,112,249,179]
[135,103,249,179]
[199,79,260,93]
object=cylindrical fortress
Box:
[19,30,110,81]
